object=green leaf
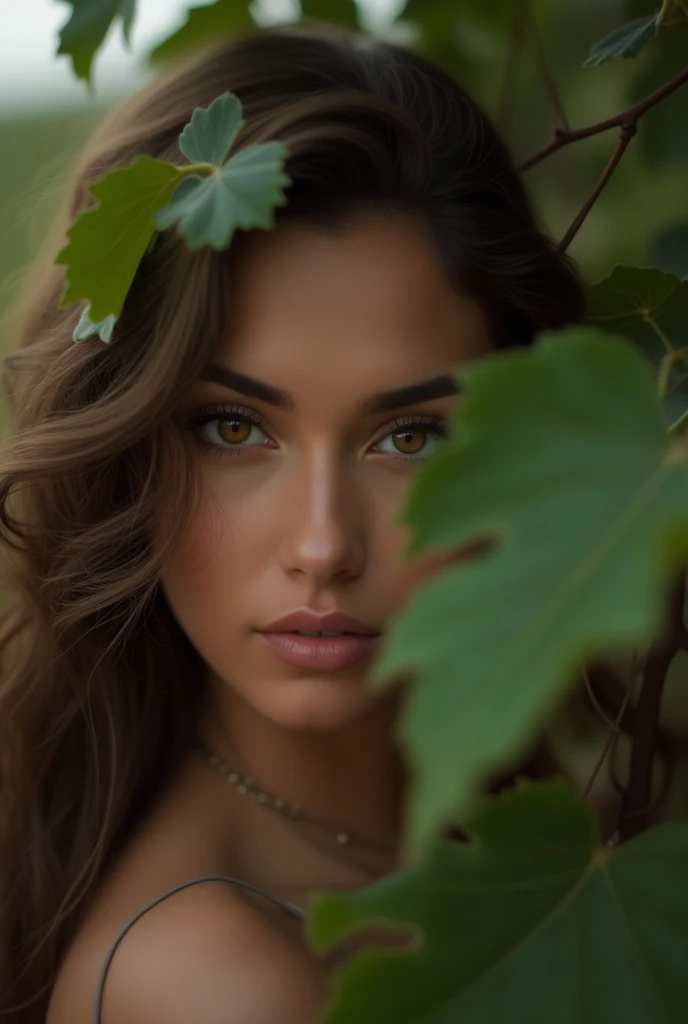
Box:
[300,0,361,30]
[155,141,291,250]
[587,266,688,421]
[56,155,185,323]
[73,306,117,343]
[57,0,136,84]
[308,779,688,1024]
[179,91,243,166]
[148,0,257,65]
[584,16,660,67]
[368,327,688,852]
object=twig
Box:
[518,64,688,172]
[582,665,632,799]
[557,123,636,251]
[619,568,687,841]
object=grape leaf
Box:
[155,142,292,250]
[57,0,136,84]
[55,155,185,324]
[584,16,660,67]
[148,0,257,65]
[587,266,688,423]
[308,779,688,1024]
[368,327,688,852]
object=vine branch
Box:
[518,64,688,172]
[557,123,636,251]
[518,60,688,249]
[619,568,687,841]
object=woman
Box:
[0,20,583,1024]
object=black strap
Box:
[92,874,305,1023]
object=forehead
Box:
[209,213,491,401]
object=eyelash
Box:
[185,403,448,464]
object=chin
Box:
[263,677,389,732]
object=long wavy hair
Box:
[0,20,584,1022]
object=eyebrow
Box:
[198,364,460,415]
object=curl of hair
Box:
[0,21,584,1021]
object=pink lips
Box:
[258,607,382,671]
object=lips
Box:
[260,607,380,636]
[258,631,380,671]
[258,607,382,671]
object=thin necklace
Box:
[193,736,396,856]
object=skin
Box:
[48,211,494,1022]
[160,210,492,895]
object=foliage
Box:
[56,92,291,336]
[148,0,257,65]
[309,779,688,1023]
[57,0,136,84]
[38,0,688,1019]
[372,327,688,853]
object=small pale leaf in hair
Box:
[73,306,117,344]
[178,91,244,166]
[155,141,292,250]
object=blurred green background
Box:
[1,0,687,339]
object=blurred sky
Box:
[0,0,404,115]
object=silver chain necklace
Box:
[194,736,396,855]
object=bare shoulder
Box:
[47,881,327,1024]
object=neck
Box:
[197,674,408,858]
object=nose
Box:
[277,450,366,588]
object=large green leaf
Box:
[56,156,185,324]
[368,328,688,852]
[583,15,661,67]
[148,0,257,65]
[587,266,688,422]
[308,779,688,1024]
[57,0,136,84]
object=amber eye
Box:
[392,429,427,455]
[217,419,252,445]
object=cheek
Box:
[157,504,252,634]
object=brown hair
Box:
[0,21,584,1021]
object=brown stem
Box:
[619,568,687,841]
[557,122,636,251]
[518,64,688,172]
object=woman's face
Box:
[159,212,492,731]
